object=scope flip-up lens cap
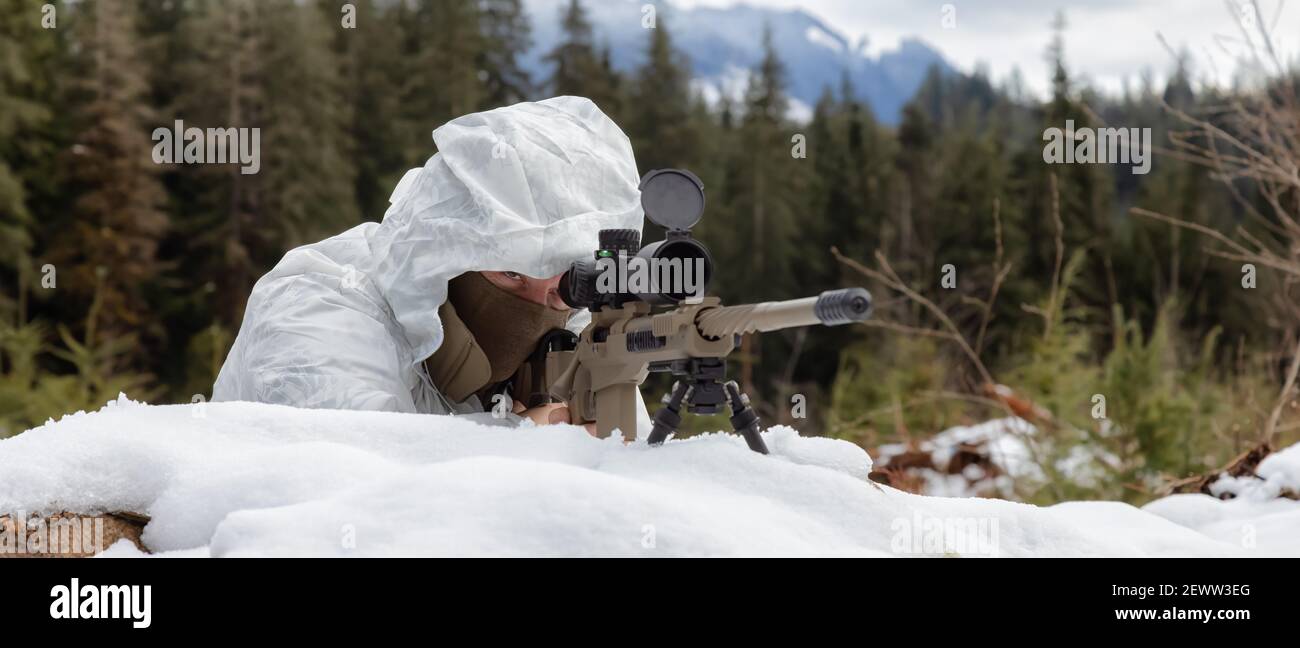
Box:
[639,169,705,231]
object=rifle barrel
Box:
[695,288,872,338]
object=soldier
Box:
[214,97,648,433]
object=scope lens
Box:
[636,237,713,304]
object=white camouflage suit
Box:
[214,97,652,431]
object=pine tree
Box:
[627,16,696,174]
[804,87,849,281]
[134,0,187,110]
[796,80,894,390]
[1041,11,1117,332]
[804,78,888,274]
[794,87,857,392]
[0,0,58,320]
[48,0,168,343]
[545,0,595,96]
[840,85,890,265]
[479,0,533,108]
[166,0,357,324]
[167,0,264,327]
[335,0,407,221]
[718,26,806,395]
[544,0,622,119]
[258,0,359,248]
[893,101,934,276]
[400,0,486,165]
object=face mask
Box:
[445,272,572,384]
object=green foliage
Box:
[1006,260,1274,504]
[1088,303,1256,497]
[178,322,232,403]
[828,335,968,447]
[0,320,155,438]
[1007,250,1099,427]
[1,288,156,438]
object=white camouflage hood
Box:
[373,96,644,360]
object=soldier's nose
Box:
[539,274,569,311]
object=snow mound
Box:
[1208,442,1300,500]
[1139,444,1300,557]
[0,396,1288,556]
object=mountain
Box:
[520,0,955,124]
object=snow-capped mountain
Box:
[520,0,955,124]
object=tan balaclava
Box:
[437,272,571,399]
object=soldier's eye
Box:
[502,271,524,282]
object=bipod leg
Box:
[647,380,689,446]
[725,381,768,454]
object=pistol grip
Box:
[595,384,638,442]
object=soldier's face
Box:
[480,271,569,311]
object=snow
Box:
[1209,442,1300,499]
[875,417,1123,498]
[689,64,813,124]
[804,25,845,54]
[1141,494,1300,556]
[930,417,1044,482]
[1138,443,1300,556]
[1,395,1295,557]
[690,63,751,110]
[96,540,208,559]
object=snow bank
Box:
[0,396,1289,556]
[1208,442,1300,500]
[1139,443,1300,557]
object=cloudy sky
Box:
[675,0,1300,97]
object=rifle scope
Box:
[559,169,714,310]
